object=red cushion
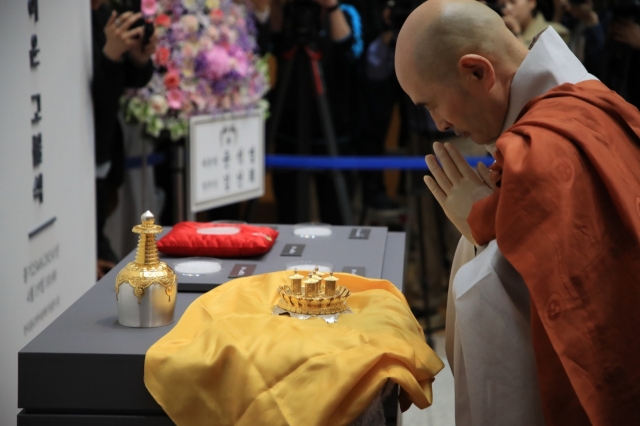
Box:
[157,222,279,258]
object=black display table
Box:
[18,226,407,425]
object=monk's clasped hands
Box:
[424,142,496,244]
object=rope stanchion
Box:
[265,155,494,170]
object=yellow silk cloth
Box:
[144,271,444,426]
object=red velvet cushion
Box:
[157,222,279,258]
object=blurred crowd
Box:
[250,0,640,224]
[93,0,640,276]
[485,0,640,106]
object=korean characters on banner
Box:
[189,110,265,213]
[29,0,43,206]
[0,0,95,421]
[23,0,62,332]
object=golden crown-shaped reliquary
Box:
[277,267,350,315]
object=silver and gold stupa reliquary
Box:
[115,211,177,328]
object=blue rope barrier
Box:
[124,153,494,171]
[265,155,494,170]
[125,152,167,170]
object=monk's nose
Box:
[434,118,452,133]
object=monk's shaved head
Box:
[409,0,518,82]
[395,0,529,145]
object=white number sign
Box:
[188,109,265,213]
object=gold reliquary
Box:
[115,211,177,328]
[277,267,350,316]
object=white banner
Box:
[188,109,265,213]
[0,2,95,424]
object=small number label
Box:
[281,244,305,257]
[228,264,257,278]
[349,229,371,240]
[342,267,366,276]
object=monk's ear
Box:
[458,54,495,91]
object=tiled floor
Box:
[402,332,455,426]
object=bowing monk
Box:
[396,0,640,425]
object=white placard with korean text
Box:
[188,109,265,213]
[0,2,95,424]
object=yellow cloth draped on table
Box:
[144,271,444,426]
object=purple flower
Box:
[194,53,208,75]
[200,45,231,80]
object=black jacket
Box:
[91,3,153,187]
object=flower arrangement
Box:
[123,0,270,141]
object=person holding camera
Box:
[91,0,157,278]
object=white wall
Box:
[0,1,95,424]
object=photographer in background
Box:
[254,0,363,225]
[91,0,157,278]
[498,0,570,46]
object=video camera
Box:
[110,0,155,47]
[281,0,323,49]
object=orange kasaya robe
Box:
[468,80,640,425]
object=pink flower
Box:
[164,70,180,89]
[166,89,184,109]
[203,45,230,79]
[141,0,157,16]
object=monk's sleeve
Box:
[468,189,499,246]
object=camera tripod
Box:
[267,31,354,225]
